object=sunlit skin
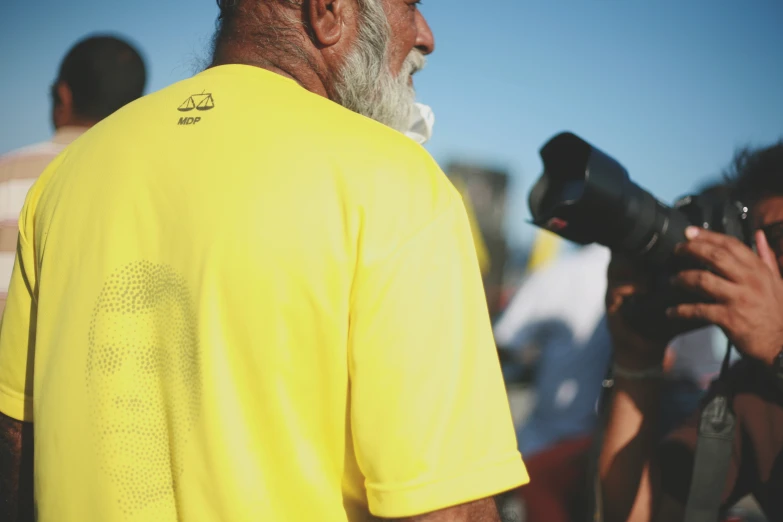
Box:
[383,0,435,87]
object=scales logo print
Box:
[177,91,215,126]
[178,91,214,112]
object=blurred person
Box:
[0,1,527,522]
[495,244,613,522]
[599,140,783,522]
[0,35,146,316]
[495,244,724,522]
[495,244,613,456]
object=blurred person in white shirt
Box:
[495,243,724,522]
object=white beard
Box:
[333,0,428,134]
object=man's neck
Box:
[55,124,91,132]
[57,115,97,130]
[211,48,335,101]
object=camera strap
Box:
[683,342,736,522]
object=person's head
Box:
[211,0,435,132]
[52,35,147,130]
[726,140,783,267]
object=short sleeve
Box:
[347,196,528,519]
[0,230,37,422]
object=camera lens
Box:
[529,132,691,267]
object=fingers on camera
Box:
[675,240,746,282]
[671,269,734,301]
[666,302,723,325]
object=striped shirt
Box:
[0,127,85,315]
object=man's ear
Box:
[52,82,74,129]
[56,83,73,109]
[308,0,345,46]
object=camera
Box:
[528,132,753,338]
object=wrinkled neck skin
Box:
[211,32,336,101]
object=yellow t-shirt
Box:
[451,178,491,277]
[0,64,527,521]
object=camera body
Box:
[528,132,753,338]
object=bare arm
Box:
[388,498,502,522]
[0,412,33,522]
[600,255,684,522]
[599,373,685,522]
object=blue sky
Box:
[1,1,781,249]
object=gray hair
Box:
[334,0,424,131]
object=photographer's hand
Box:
[606,255,669,367]
[669,227,783,366]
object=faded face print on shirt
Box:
[86,261,201,520]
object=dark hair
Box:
[726,140,783,205]
[55,35,147,121]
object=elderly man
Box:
[0,1,527,521]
